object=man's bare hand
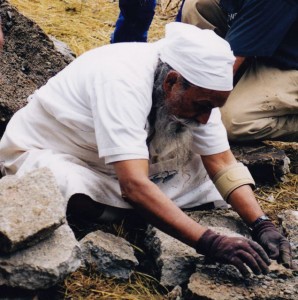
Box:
[251,220,292,268]
[196,229,271,277]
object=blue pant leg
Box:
[111,0,157,43]
[175,0,186,22]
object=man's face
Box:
[163,71,230,124]
[149,69,230,168]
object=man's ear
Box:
[163,70,180,95]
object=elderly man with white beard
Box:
[0,22,292,276]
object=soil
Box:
[0,0,70,136]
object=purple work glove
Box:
[196,229,271,277]
[251,220,292,268]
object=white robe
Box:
[0,41,229,212]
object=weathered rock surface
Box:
[80,230,139,280]
[231,144,290,184]
[0,224,81,290]
[0,168,66,253]
[278,210,298,263]
[186,210,298,300]
[144,225,201,287]
[187,209,251,237]
[187,261,298,300]
[144,210,252,288]
[264,141,298,174]
[49,35,76,63]
[144,209,298,298]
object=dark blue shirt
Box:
[220,0,298,69]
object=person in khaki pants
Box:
[181,0,298,142]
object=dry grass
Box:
[255,173,298,222]
[6,0,298,298]
[61,267,167,300]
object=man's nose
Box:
[196,111,212,124]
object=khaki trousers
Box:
[182,0,298,142]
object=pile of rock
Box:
[0,169,297,299]
[0,168,81,290]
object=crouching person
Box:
[0,23,292,276]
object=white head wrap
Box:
[159,22,235,91]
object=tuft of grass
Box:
[60,267,167,300]
[255,173,298,222]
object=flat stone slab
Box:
[187,261,297,300]
[0,224,81,290]
[278,210,298,264]
[186,209,298,300]
[186,209,251,238]
[231,144,290,183]
[0,168,66,253]
[80,230,138,280]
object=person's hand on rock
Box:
[251,220,292,268]
[196,229,271,277]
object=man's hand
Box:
[196,229,271,277]
[251,220,292,268]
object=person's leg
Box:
[66,193,129,225]
[175,0,186,22]
[221,63,298,142]
[111,0,157,43]
[181,0,228,37]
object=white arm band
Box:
[212,162,255,202]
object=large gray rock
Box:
[0,224,82,290]
[187,261,297,300]
[186,210,251,238]
[144,225,200,287]
[0,168,66,253]
[186,210,298,300]
[80,230,138,280]
[278,210,298,262]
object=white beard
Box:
[149,105,195,168]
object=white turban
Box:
[159,22,235,91]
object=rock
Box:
[144,225,201,287]
[166,285,183,300]
[186,210,251,238]
[0,168,66,253]
[0,224,82,290]
[264,141,298,174]
[231,144,290,183]
[278,210,298,261]
[187,263,297,300]
[185,210,298,300]
[80,230,138,280]
[49,36,76,63]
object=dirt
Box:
[0,0,70,136]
